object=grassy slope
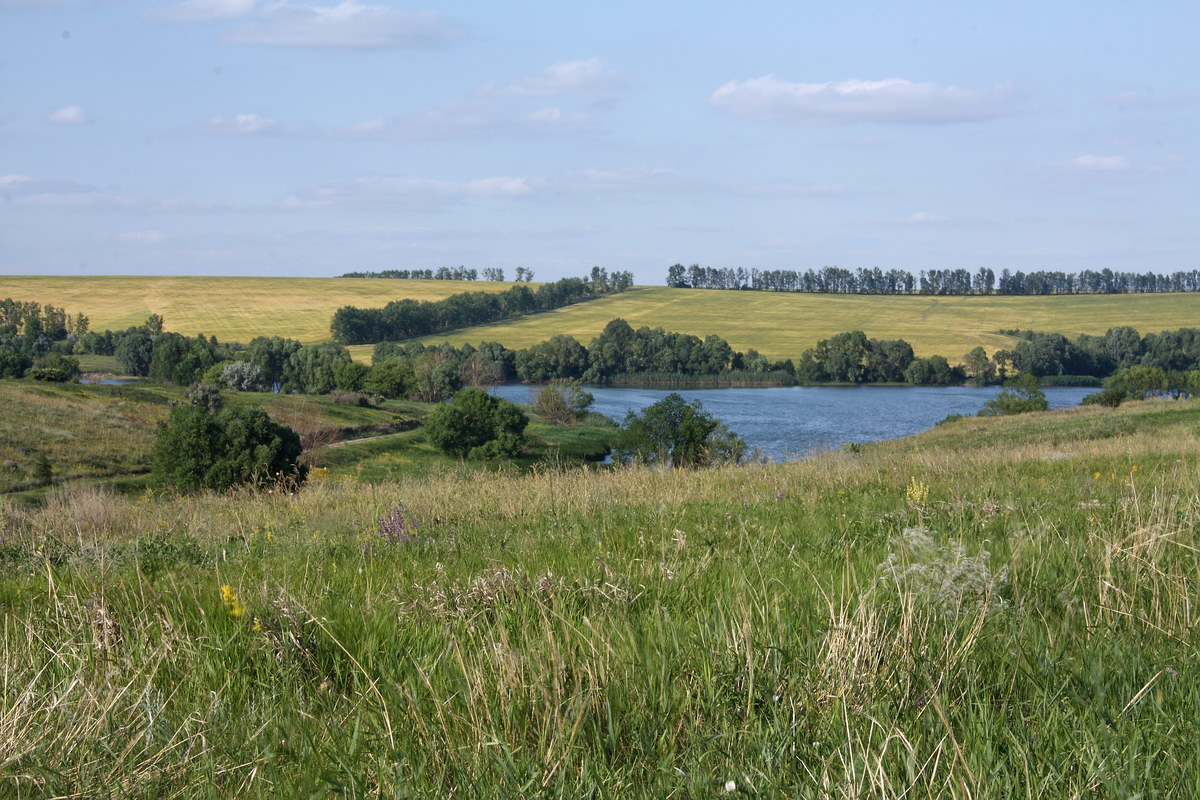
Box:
[2,399,1197,797]
[414,287,1200,359]
[0,380,616,494]
[0,382,416,494]
[4,276,1199,361]
[0,276,518,344]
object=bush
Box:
[330,390,375,407]
[26,353,81,382]
[978,374,1049,417]
[1082,387,1128,408]
[151,399,305,493]
[425,387,529,459]
[534,381,594,425]
[614,393,745,467]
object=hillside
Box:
[412,287,1200,360]
[2,398,1197,797]
[4,277,1199,361]
[0,276,520,344]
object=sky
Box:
[1,0,1196,282]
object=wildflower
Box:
[905,477,929,507]
[378,503,419,545]
[1093,472,1101,479]
[725,780,738,793]
[220,585,246,618]
[252,617,263,632]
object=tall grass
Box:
[2,401,1199,798]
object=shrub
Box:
[425,387,528,460]
[614,393,744,467]
[978,374,1049,417]
[534,381,595,425]
[26,353,81,382]
[1082,387,1128,408]
[151,399,305,493]
[330,390,374,407]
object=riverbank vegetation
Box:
[2,398,1197,797]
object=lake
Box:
[493,384,1095,461]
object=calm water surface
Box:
[493,384,1094,462]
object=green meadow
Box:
[2,397,1198,798]
[4,276,1200,361]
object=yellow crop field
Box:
[0,275,516,344]
[413,287,1200,359]
[3,276,1198,361]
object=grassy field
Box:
[0,276,519,344]
[1,398,1197,797]
[4,276,1200,360]
[0,380,615,497]
[413,287,1200,360]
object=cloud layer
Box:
[710,76,1016,124]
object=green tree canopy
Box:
[614,393,744,468]
[425,387,529,459]
[151,400,304,493]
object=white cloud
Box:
[342,99,589,139]
[117,230,170,244]
[710,76,1016,124]
[907,211,950,223]
[145,0,257,22]
[487,58,624,97]
[47,105,89,125]
[1069,154,1131,172]
[284,175,537,209]
[224,2,461,49]
[202,113,280,134]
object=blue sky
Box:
[1,0,1196,281]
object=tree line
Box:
[340,266,534,281]
[330,270,635,345]
[667,263,1200,295]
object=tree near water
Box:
[614,393,745,468]
[978,374,1049,417]
[425,387,528,459]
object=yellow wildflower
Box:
[905,477,929,506]
[220,584,247,618]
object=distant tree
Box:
[143,314,165,335]
[26,353,80,382]
[361,359,413,399]
[284,343,351,394]
[534,381,594,425]
[114,327,155,376]
[0,345,31,379]
[1104,365,1168,401]
[482,267,505,281]
[515,335,588,382]
[425,387,528,459]
[221,361,268,392]
[333,361,370,393]
[247,336,302,387]
[152,401,304,493]
[458,351,504,388]
[409,350,462,402]
[614,393,744,468]
[963,346,996,386]
[978,374,1049,417]
[666,263,688,288]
